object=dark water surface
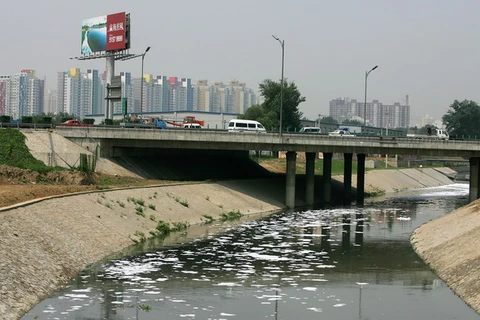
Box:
[22,183,479,320]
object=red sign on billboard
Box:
[106,12,126,51]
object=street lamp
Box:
[272,35,284,137]
[140,46,151,117]
[363,65,378,132]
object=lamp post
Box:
[272,35,284,137]
[140,46,151,117]
[363,65,378,132]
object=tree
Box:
[342,119,362,125]
[239,79,305,132]
[320,116,338,124]
[442,100,480,137]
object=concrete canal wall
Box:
[0,167,467,320]
[411,199,480,314]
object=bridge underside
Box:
[68,135,478,208]
[102,145,365,208]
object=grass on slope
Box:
[0,128,56,172]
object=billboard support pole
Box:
[105,56,115,120]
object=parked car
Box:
[328,129,355,137]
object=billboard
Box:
[81,12,129,54]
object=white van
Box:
[299,127,321,133]
[183,123,202,129]
[228,119,267,133]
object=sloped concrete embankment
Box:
[338,167,456,196]
[411,200,480,314]
[0,180,284,320]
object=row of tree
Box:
[238,78,479,137]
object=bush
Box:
[21,116,33,124]
[41,117,52,124]
[0,115,11,123]
[83,118,95,125]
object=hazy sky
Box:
[2,0,480,124]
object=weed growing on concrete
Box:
[174,197,189,207]
[172,221,188,231]
[138,304,152,312]
[155,221,171,236]
[135,206,145,217]
[134,231,146,243]
[220,210,243,221]
[202,214,215,224]
[127,197,146,206]
[366,186,386,197]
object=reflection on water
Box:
[22,183,479,320]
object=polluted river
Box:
[21,183,478,320]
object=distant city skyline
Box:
[2,1,478,125]
[0,68,257,119]
[0,66,449,128]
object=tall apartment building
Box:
[0,75,11,116]
[329,96,410,128]
[43,87,56,114]
[57,68,103,118]
[153,75,170,112]
[193,80,213,112]
[86,69,103,115]
[192,80,256,113]
[132,74,157,113]
[0,70,44,119]
[28,77,44,116]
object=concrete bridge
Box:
[56,126,480,208]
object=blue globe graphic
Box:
[87,28,106,52]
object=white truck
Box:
[406,128,449,140]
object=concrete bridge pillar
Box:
[305,152,316,206]
[356,153,366,206]
[286,151,297,208]
[343,153,353,205]
[469,157,480,202]
[323,152,333,206]
[98,139,113,157]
